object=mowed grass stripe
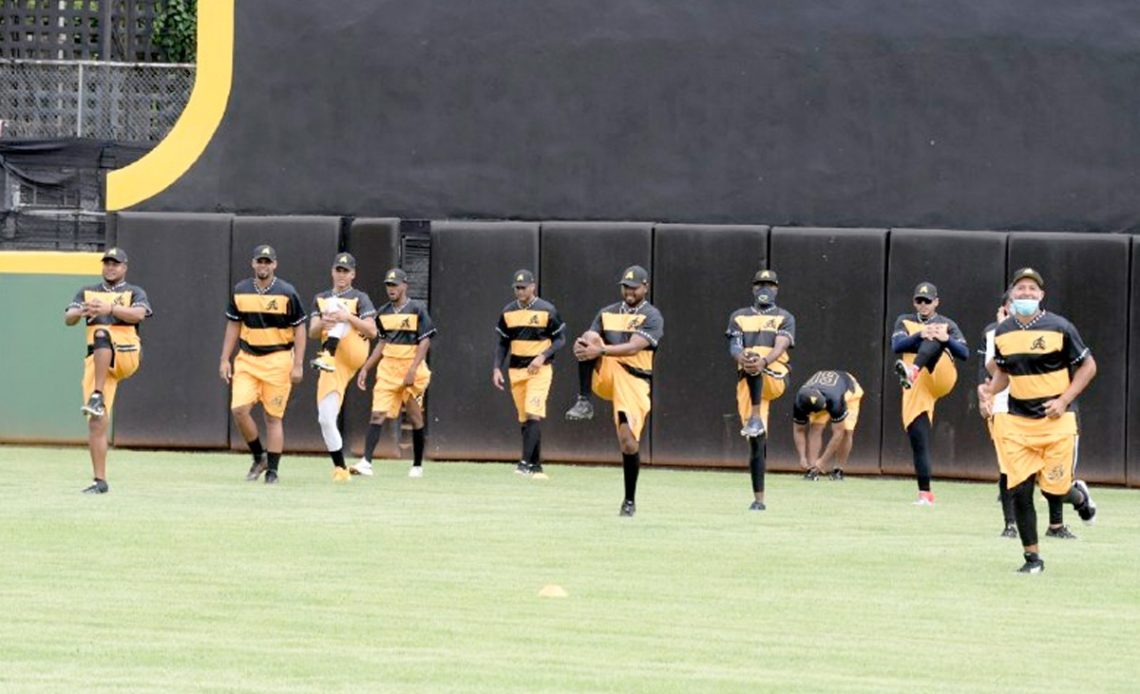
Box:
[2,445,1138,693]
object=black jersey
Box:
[792,370,860,424]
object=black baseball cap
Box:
[512,269,535,287]
[101,247,128,263]
[619,265,650,287]
[383,268,408,285]
[795,387,826,414]
[913,282,938,300]
[1009,267,1044,289]
[253,244,277,261]
[752,269,779,285]
[333,252,356,270]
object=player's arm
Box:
[760,334,792,370]
[218,320,240,383]
[792,421,809,469]
[492,334,509,390]
[587,334,649,358]
[64,305,85,326]
[290,324,307,383]
[404,337,430,385]
[815,422,848,468]
[308,312,325,340]
[357,339,385,390]
[346,311,378,339]
[986,367,1010,397]
[107,304,148,323]
[1044,355,1096,418]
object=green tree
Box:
[153,0,197,63]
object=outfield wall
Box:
[3,219,1135,487]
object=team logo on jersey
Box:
[528,314,540,325]
[113,295,126,306]
[400,317,411,329]
[265,299,278,310]
[271,395,283,407]
[1045,464,1064,482]
[763,319,778,330]
[1031,337,1047,350]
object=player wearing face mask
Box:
[725,269,796,510]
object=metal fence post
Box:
[76,63,85,137]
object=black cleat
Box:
[829,468,845,481]
[565,396,595,421]
[246,453,268,482]
[803,468,821,481]
[894,359,916,390]
[1074,480,1097,525]
[748,500,766,511]
[81,392,106,418]
[1000,523,1018,539]
[264,470,279,485]
[81,479,109,494]
[619,500,636,517]
[1017,552,1045,574]
[1046,524,1078,540]
[740,416,766,439]
[514,460,531,476]
[528,463,548,480]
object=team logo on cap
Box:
[338,255,349,263]
[516,273,525,282]
[260,246,271,255]
[625,271,634,280]
[387,271,396,280]
[919,284,930,294]
[810,395,818,405]
[761,271,772,279]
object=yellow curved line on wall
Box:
[106,0,234,211]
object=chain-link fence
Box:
[1,58,193,140]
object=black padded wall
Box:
[342,218,401,460]
[143,1,1140,234]
[650,224,768,467]
[227,216,341,454]
[766,228,888,474]
[881,230,1008,481]
[1006,233,1129,484]
[113,212,233,448]
[428,221,540,461]
[1130,236,1139,488]
[540,222,654,463]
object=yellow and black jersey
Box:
[67,281,152,353]
[589,300,664,379]
[377,299,436,359]
[725,305,796,376]
[792,370,859,424]
[993,311,1090,419]
[890,312,969,359]
[226,277,306,355]
[311,287,377,340]
[495,297,566,369]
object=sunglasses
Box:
[914,297,933,305]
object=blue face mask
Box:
[1011,298,1040,317]
[753,286,777,306]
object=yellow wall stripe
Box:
[105,0,235,211]
[0,252,101,275]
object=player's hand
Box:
[356,369,369,391]
[86,299,109,317]
[492,368,505,390]
[403,368,416,387]
[327,308,350,323]
[978,397,992,419]
[1043,397,1068,419]
[996,306,1010,322]
[291,363,304,384]
[572,337,590,361]
[932,324,949,342]
[527,353,546,374]
[219,360,232,384]
[320,315,338,331]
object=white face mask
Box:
[1011,298,1040,317]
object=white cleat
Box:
[350,459,374,477]
[408,466,424,478]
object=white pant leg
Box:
[318,392,343,451]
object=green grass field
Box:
[2,445,1138,693]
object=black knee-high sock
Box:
[1044,492,1064,526]
[1060,484,1087,508]
[999,473,1016,525]
[530,438,541,466]
[322,336,341,356]
[412,427,424,466]
[745,374,762,406]
[329,449,346,469]
[1012,478,1038,546]
[247,437,264,463]
[906,413,933,492]
[267,452,281,472]
[363,423,384,462]
[622,451,640,502]
[748,436,766,493]
[519,424,527,461]
[522,419,541,466]
[913,339,944,373]
[577,359,596,398]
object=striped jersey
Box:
[311,287,377,341]
[495,297,565,369]
[891,312,967,355]
[725,304,796,376]
[226,277,306,355]
[992,311,1090,419]
[67,281,153,353]
[589,300,664,378]
[377,299,436,359]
